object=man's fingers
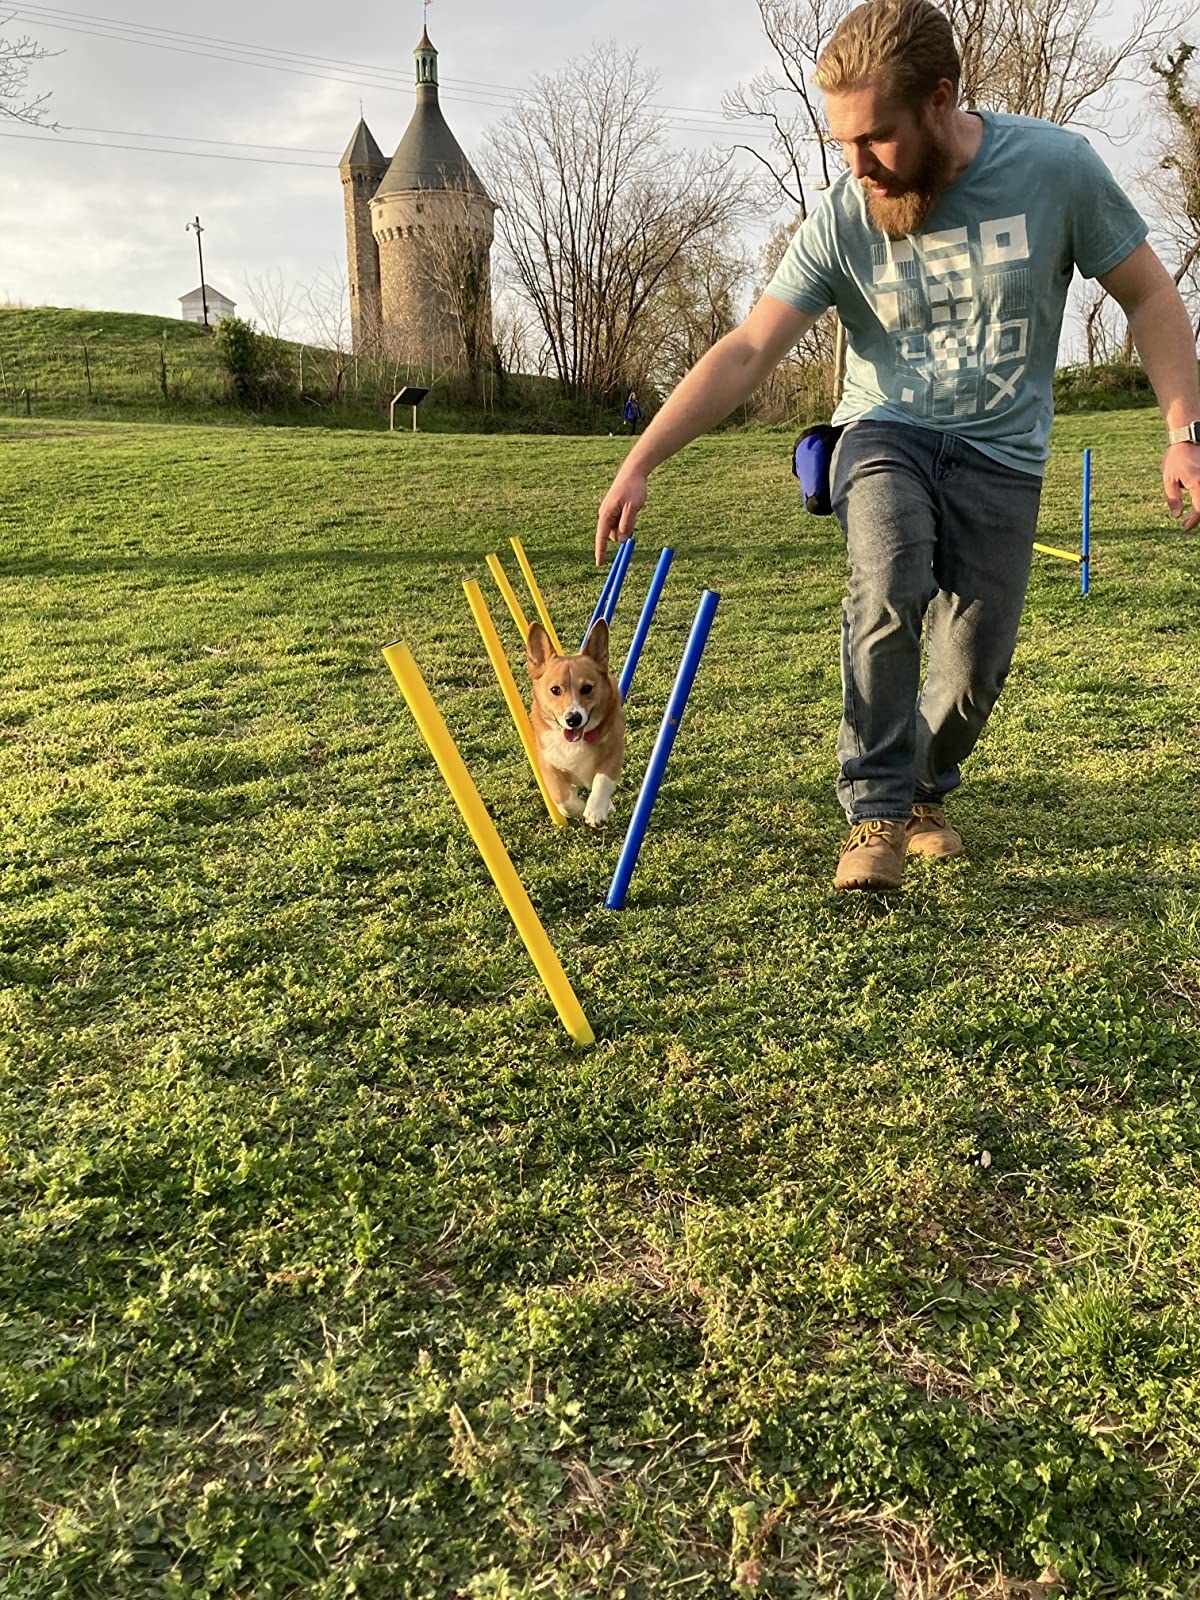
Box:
[1164,473,1200,530]
[595,473,647,563]
[1163,446,1200,531]
[595,503,622,566]
[1164,470,1183,517]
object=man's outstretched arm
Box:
[594,294,819,565]
[1100,241,1200,534]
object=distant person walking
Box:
[623,390,643,435]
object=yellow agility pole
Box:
[463,579,565,829]
[485,554,531,643]
[382,640,593,1048]
[1033,541,1082,564]
[510,537,563,657]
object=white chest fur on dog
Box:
[550,733,601,782]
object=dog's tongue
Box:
[563,727,583,742]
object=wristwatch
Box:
[1167,421,1200,444]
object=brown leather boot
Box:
[905,803,964,859]
[834,818,908,891]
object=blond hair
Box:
[814,0,961,109]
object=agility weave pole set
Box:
[1033,447,1092,595]
[383,536,719,1044]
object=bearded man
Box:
[595,0,1200,891]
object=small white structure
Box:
[179,284,236,326]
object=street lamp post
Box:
[186,216,209,329]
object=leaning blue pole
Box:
[583,537,635,649]
[618,546,674,703]
[601,537,635,625]
[586,559,620,640]
[1081,448,1091,597]
[605,588,720,911]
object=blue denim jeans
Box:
[830,421,1043,823]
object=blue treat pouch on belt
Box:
[792,423,845,516]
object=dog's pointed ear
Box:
[526,620,554,680]
[582,616,610,673]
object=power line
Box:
[11,1,774,132]
[0,128,332,168]
[66,123,341,155]
[6,123,778,170]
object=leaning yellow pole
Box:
[510,537,563,657]
[1033,541,1083,564]
[382,640,593,1047]
[486,554,531,643]
[464,579,565,828]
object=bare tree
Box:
[1146,41,1200,334]
[302,267,352,402]
[484,41,756,405]
[956,0,1184,128]
[1076,280,1127,363]
[724,0,848,220]
[1080,40,1200,361]
[633,225,752,391]
[493,291,547,377]
[746,217,840,420]
[421,177,495,403]
[242,269,299,342]
[1,16,57,127]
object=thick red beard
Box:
[864,139,953,239]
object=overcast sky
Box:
[0,0,1162,355]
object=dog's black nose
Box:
[564,710,584,729]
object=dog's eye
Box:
[550,685,562,696]
[580,683,593,695]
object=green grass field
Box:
[1,410,1198,1597]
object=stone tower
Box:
[339,28,496,365]
[339,119,387,352]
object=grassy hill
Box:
[0,304,226,412]
[0,305,605,433]
[1,408,1198,1594]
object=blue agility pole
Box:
[1081,447,1091,597]
[587,559,619,635]
[601,537,636,624]
[605,588,720,911]
[583,537,636,649]
[618,546,674,703]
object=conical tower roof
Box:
[340,118,386,169]
[374,30,493,201]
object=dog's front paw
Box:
[583,775,618,828]
[560,793,586,819]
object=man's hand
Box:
[1163,442,1200,533]
[595,466,647,565]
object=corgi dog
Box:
[526,618,625,826]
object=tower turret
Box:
[339,117,386,352]
[415,25,438,87]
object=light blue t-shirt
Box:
[765,111,1148,476]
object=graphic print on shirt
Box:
[868,216,1030,420]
